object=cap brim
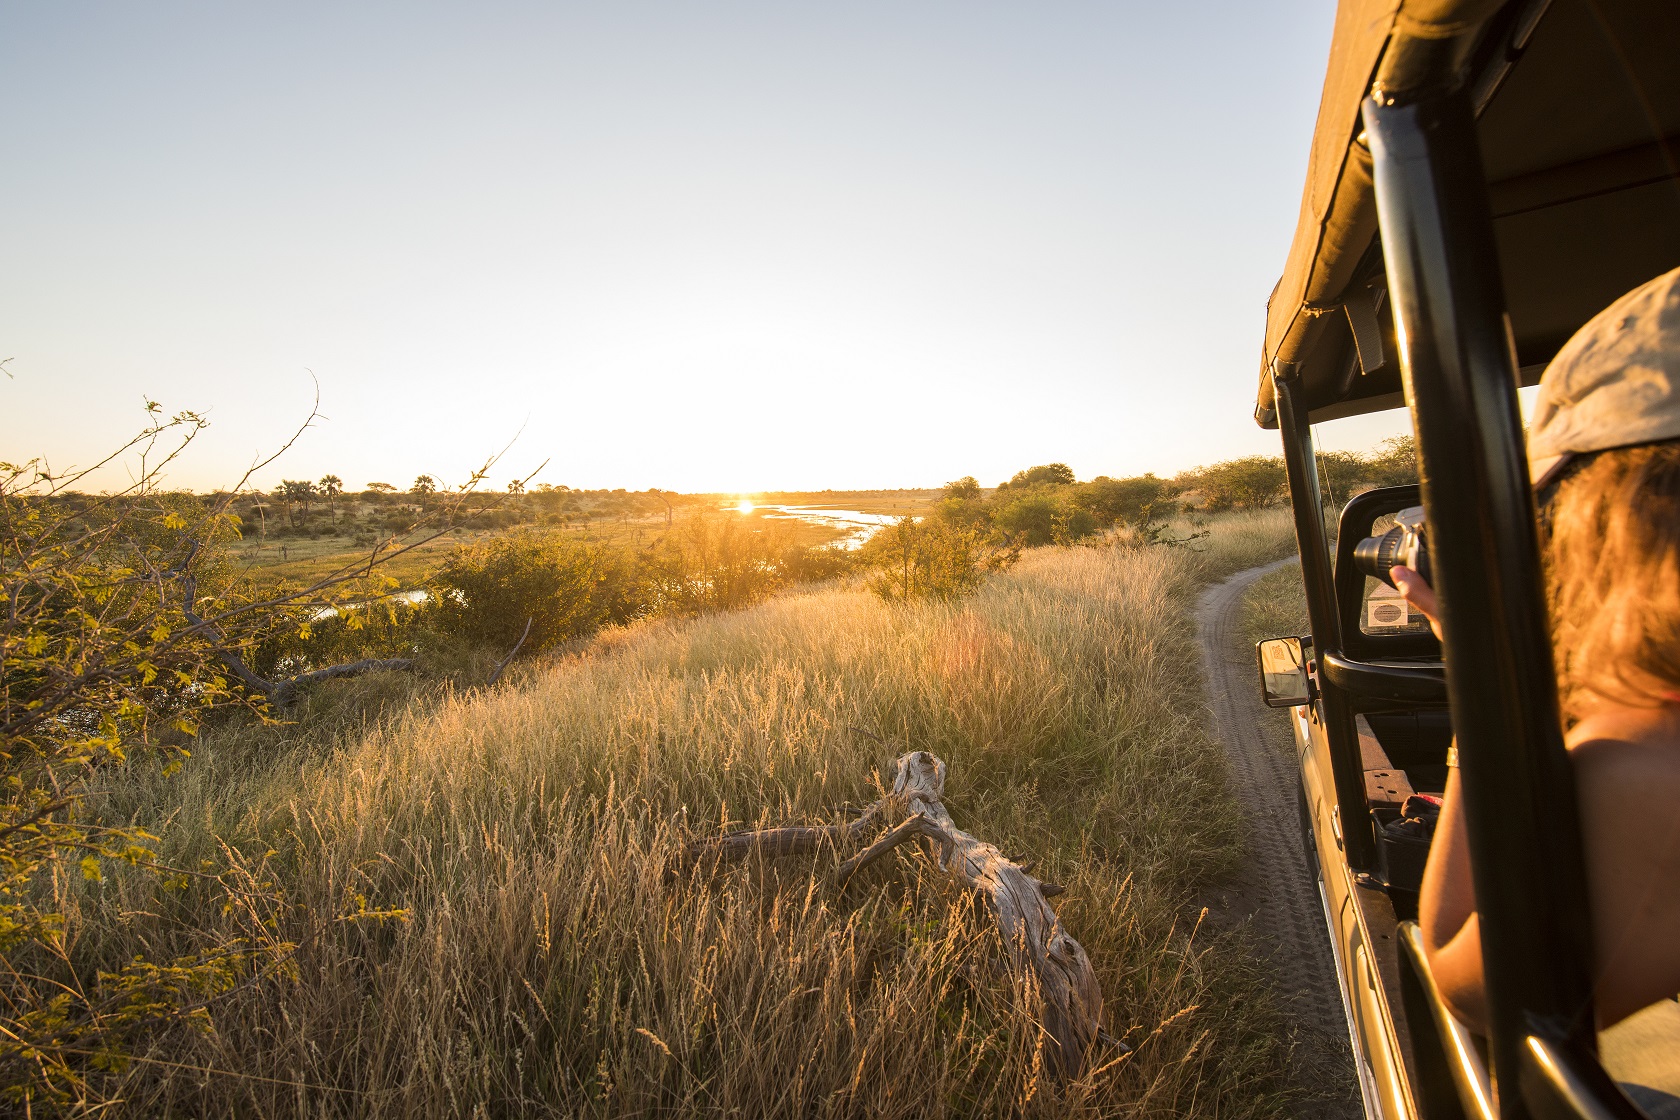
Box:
[1529,452,1573,489]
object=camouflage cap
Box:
[1529,265,1680,488]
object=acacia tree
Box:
[0,402,532,1108]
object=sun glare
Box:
[735,499,755,514]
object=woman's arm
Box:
[1417,768,1489,1030]
[1395,565,1490,1028]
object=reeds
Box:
[71,510,1299,1117]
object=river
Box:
[749,505,904,549]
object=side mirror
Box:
[1256,637,1313,708]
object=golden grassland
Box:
[72,511,1301,1117]
[1240,561,1310,650]
[235,498,928,587]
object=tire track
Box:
[1197,559,1360,1116]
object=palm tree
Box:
[411,475,437,511]
[319,474,343,522]
[277,480,316,528]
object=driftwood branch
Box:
[485,617,534,687]
[180,568,415,709]
[678,750,1111,1078]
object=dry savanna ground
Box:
[72,511,1301,1117]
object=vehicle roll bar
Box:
[1271,368,1378,870]
[1363,82,1598,1109]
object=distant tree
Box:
[1364,435,1418,489]
[276,479,317,528]
[411,475,437,508]
[1072,473,1175,529]
[993,493,1056,543]
[318,474,342,521]
[648,488,673,528]
[1313,451,1365,509]
[944,476,982,501]
[365,481,396,494]
[507,479,525,495]
[1177,456,1287,511]
[1002,463,1076,490]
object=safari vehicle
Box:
[1250,0,1679,1117]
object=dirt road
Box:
[1197,559,1362,1118]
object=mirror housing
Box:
[1256,636,1313,708]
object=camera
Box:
[1353,506,1431,588]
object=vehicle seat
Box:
[1601,997,1680,1119]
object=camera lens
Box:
[1352,525,1407,587]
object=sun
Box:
[735,499,755,514]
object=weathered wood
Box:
[485,617,534,686]
[679,750,1108,1078]
[872,752,1104,1078]
[180,569,416,708]
[671,803,883,878]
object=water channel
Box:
[747,505,903,549]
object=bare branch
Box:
[485,617,533,687]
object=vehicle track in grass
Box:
[1197,558,1361,1118]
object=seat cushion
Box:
[1602,998,1680,1119]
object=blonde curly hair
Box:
[1547,441,1680,719]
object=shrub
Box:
[1179,456,1289,511]
[991,492,1096,546]
[861,517,1021,600]
[999,462,1076,489]
[1073,473,1177,529]
[429,534,638,653]
[638,515,787,615]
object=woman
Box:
[1393,266,1680,1104]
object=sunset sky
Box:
[1,1,1420,494]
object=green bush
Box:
[1072,473,1178,529]
[637,515,788,615]
[860,517,1021,601]
[991,492,1095,546]
[999,462,1075,489]
[428,534,639,653]
[1179,456,1289,511]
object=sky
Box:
[1,0,1417,495]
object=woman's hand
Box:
[1391,565,1444,640]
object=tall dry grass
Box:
[71,510,1297,1117]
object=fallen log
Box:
[678,750,1108,1079]
[180,570,416,709]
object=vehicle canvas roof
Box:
[1254,0,1680,428]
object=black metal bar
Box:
[1319,653,1447,706]
[1363,86,1597,1102]
[1273,368,1377,870]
